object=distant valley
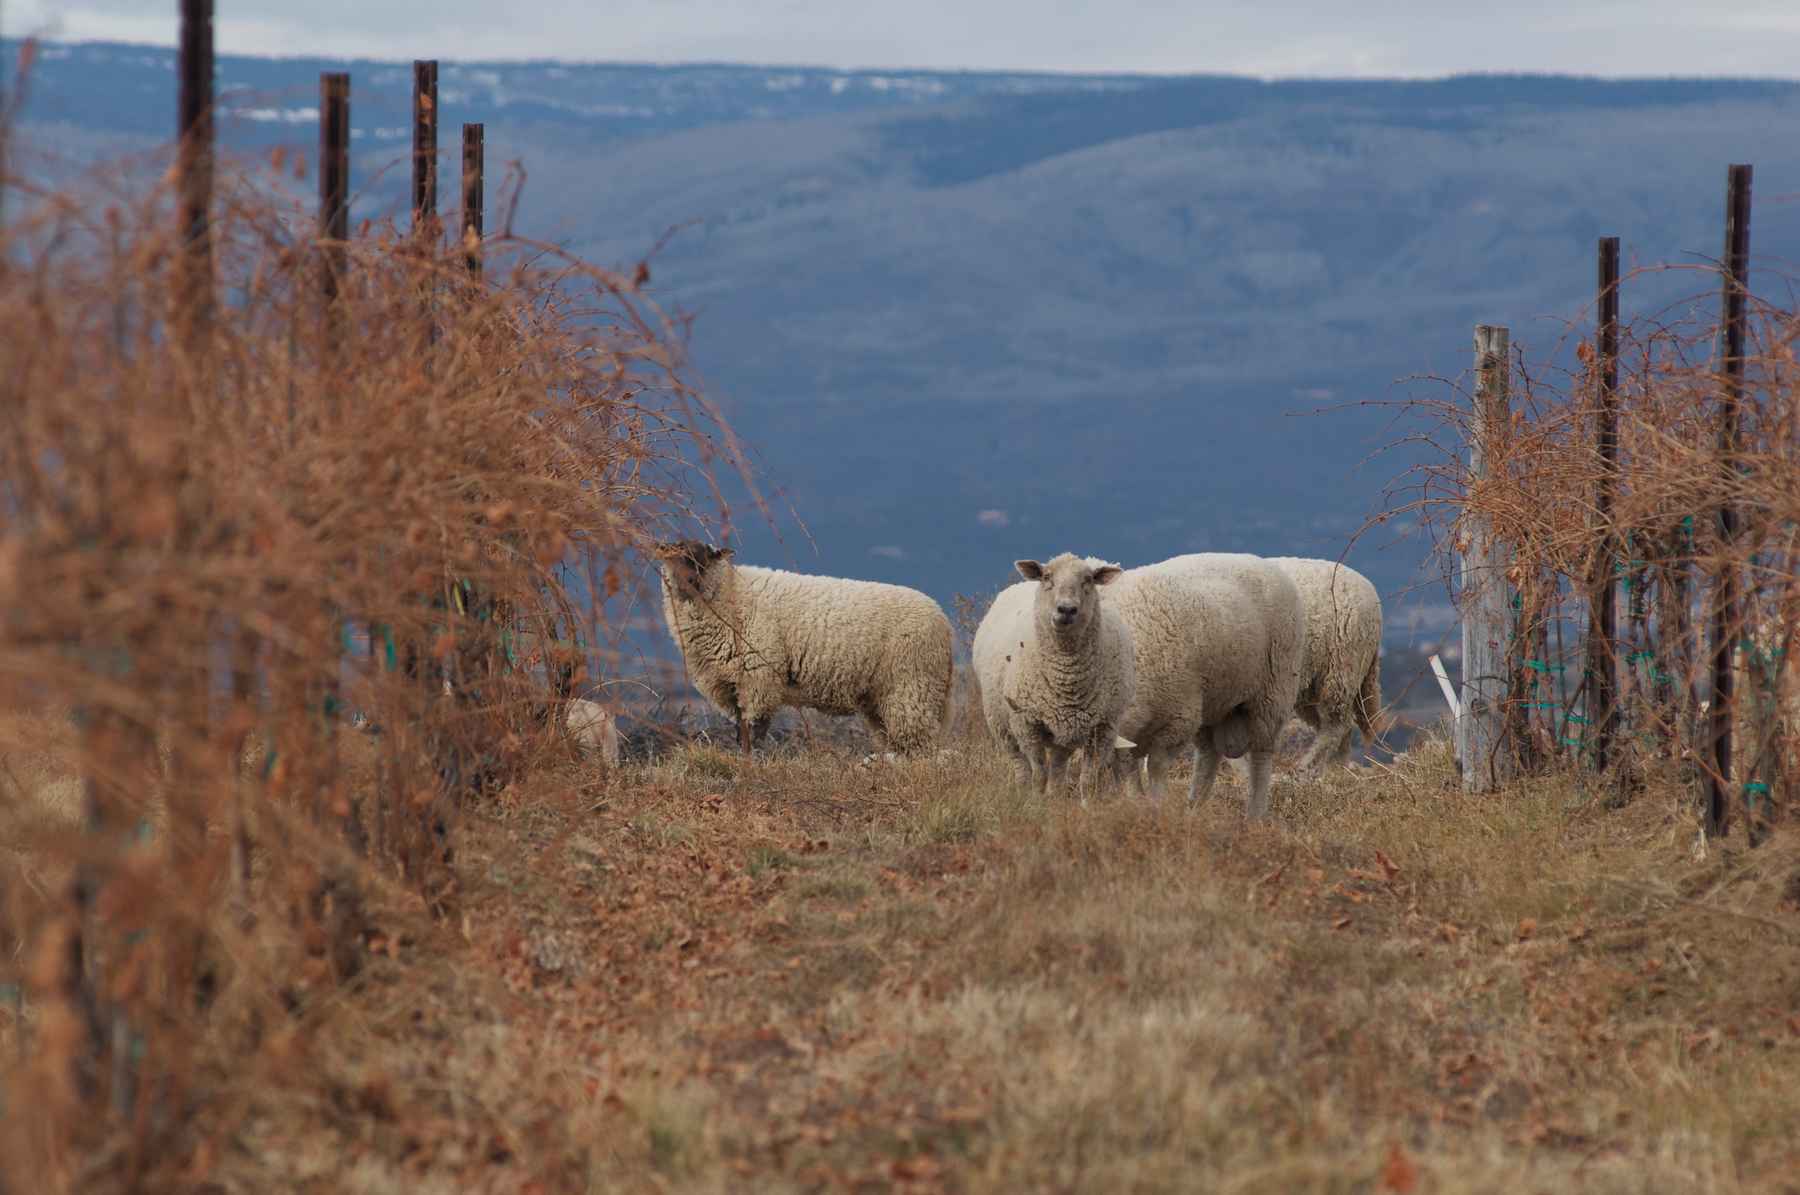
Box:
[10,41,1799,715]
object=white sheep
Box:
[565,697,621,766]
[654,540,954,754]
[1258,556,1383,774]
[972,553,1134,797]
[1103,552,1305,819]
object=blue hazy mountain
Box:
[10,40,1800,665]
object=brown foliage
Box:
[1384,269,1799,817]
[0,139,739,1188]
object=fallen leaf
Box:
[1379,1140,1419,1193]
[892,1154,942,1180]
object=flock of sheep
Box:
[652,540,1384,820]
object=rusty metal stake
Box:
[1586,236,1621,770]
[177,0,214,338]
[412,60,438,239]
[318,72,351,303]
[462,122,484,276]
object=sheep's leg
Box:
[877,681,941,756]
[1075,749,1097,803]
[1244,748,1276,820]
[738,713,772,755]
[1143,745,1176,803]
[1293,723,1332,776]
[1109,747,1140,795]
[1023,738,1048,794]
[1296,720,1352,776]
[1044,745,1074,798]
[1188,740,1221,803]
[1080,731,1113,801]
[1005,741,1033,788]
[860,699,893,755]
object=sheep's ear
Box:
[1014,559,1045,581]
[1092,565,1124,586]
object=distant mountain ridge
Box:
[9,40,1799,663]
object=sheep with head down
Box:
[972,552,1135,798]
[654,539,954,755]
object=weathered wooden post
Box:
[1705,163,1752,839]
[1460,324,1513,793]
[462,122,484,276]
[1585,237,1621,769]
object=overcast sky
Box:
[8,0,1800,78]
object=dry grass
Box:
[10,729,1790,1192]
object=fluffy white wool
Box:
[1103,552,1305,819]
[972,553,1133,797]
[657,543,953,754]
[1262,556,1383,774]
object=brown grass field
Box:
[10,711,1796,1194]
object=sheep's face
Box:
[1015,553,1122,639]
[655,539,734,603]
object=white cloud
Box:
[976,509,1009,529]
[7,0,1800,77]
[868,544,906,559]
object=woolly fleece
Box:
[657,544,953,754]
[1103,551,1305,818]
[1267,556,1383,773]
[972,553,1133,796]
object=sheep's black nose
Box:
[1054,603,1078,622]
